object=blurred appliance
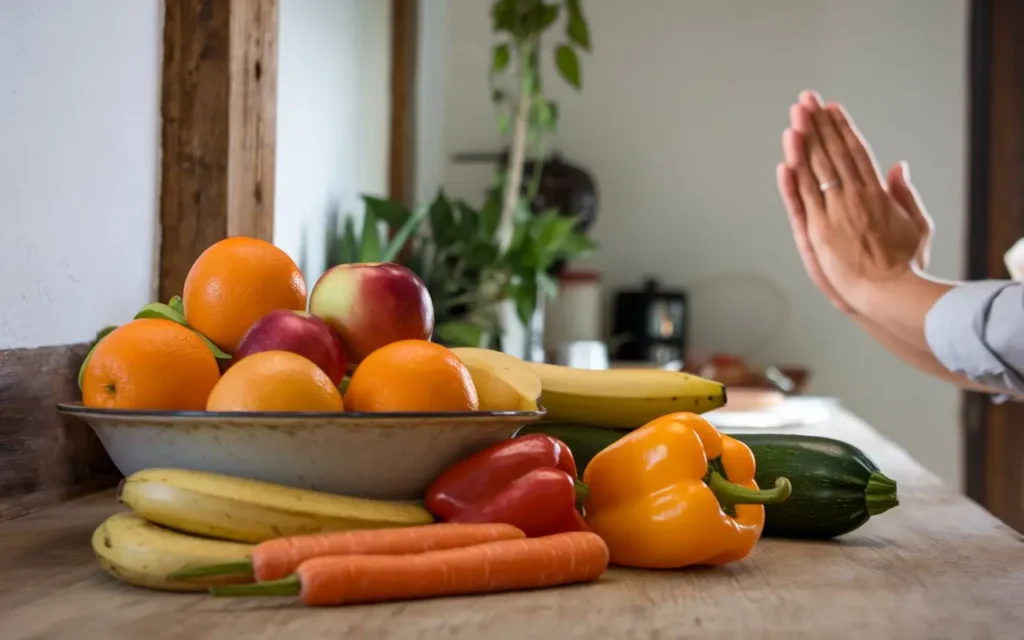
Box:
[610,277,689,367]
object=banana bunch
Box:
[452,347,726,428]
[95,468,434,591]
[525,361,726,428]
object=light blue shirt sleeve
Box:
[924,280,1024,401]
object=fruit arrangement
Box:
[78,236,726,419]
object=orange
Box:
[183,237,307,353]
[81,318,220,411]
[206,350,344,412]
[345,339,479,413]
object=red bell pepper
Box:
[425,434,590,537]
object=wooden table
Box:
[2,408,1023,638]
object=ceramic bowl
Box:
[56,403,544,501]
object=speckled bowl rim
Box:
[55,402,546,424]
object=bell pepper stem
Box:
[166,560,254,581]
[574,479,590,503]
[707,471,792,506]
[209,575,301,597]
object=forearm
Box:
[855,270,955,354]
[852,314,1010,395]
[852,274,1024,399]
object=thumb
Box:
[887,161,927,223]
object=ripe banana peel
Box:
[450,347,543,412]
[524,361,727,428]
[448,348,727,428]
[119,468,435,544]
[92,512,254,592]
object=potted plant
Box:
[326,0,596,356]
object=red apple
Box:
[308,262,434,365]
[234,309,348,385]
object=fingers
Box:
[783,128,824,212]
[794,92,841,197]
[799,91,861,188]
[828,103,883,187]
[776,163,853,314]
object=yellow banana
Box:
[119,468,435,544]
[92,512,254,592]
[525,361,727,428]
[451,346,542,412]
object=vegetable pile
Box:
[96,413,900,606]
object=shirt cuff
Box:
[924,279,1024,399]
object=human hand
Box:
[775,91,934,314]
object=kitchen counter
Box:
[2,408,1023,639]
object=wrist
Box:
[852,268,954,339]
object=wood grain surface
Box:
[159,0,278,302]
[1,408,1022,639]
[0,345,118,523]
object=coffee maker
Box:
[610,277,688,368]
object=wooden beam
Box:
[964,0,1024,533]
[159,0,278,302]
[388,0,419,207]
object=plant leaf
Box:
[537,270,560,298]
[363,195,411,229]
[529,212,576,270]
[436,321,485,348]
[480,192,501,238]
[358,209,383,262]
[339,216,360,264]
[560,232,598,258]
[566,0,590,51]
[492,43,510,73]
[428,191,458,246]
[537,4,560,31]
[514,275,539,327]
[167,295,185,316]
[382,204,429,263]
[135,302,188,325]
[77,325,118,390]
[491,0,523,39]
[194,332,232,360]
[555,44,581,90]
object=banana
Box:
[525,361,727,428]
[92,512,254,592]
[451,346,542,412]
[119,468,435,544]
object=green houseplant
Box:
[326,0,595,350]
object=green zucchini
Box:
[732,433,899,539]
[514,425,899,540]
[515,423,626,475]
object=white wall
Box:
[420,0,968,487]
[274,0,393,285]
[0,0,163,349]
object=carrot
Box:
[209,531,609,606]
[168,522,525,582]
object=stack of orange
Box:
[80,237,479,414]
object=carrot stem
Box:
[167,560,254,581]
[209,575,301,597]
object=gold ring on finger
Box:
[819,180,840,192]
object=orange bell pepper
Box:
[582,412,791,569]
